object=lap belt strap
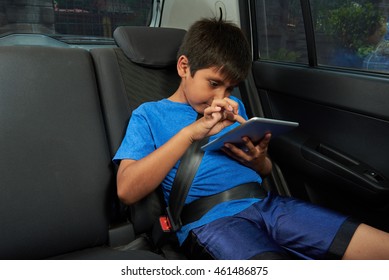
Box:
[180,182,267,226]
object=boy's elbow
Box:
[117,182,138,205]
[117,186,130,205]
[116,160,139,205]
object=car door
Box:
[240,0,389,232]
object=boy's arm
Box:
[117,127,193,205]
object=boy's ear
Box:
[177,55,189,78]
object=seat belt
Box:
[165,136,209,232]
[159,114,209,233]
[155,115,266,238]
[151,115,207,247]
[180,182,267,225]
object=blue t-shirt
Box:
[113,97,263,243]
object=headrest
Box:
[113,26,186,68]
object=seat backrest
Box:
[91,26,186,235]
[0,46,114,259]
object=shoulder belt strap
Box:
[165,114,209,232]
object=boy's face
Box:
[179,62,237,114]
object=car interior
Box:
[1,0,389,260]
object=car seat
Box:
[0,45,163,259]
[91,26,187,258]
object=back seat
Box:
[90,26,187,258]
[0,45,163,259]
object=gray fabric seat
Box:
[0,45,163,260]
[90,26,186,258]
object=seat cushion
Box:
[51,247,164,260]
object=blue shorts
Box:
[185,192,359,260]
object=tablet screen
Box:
[201,117,299,151]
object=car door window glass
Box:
[0,0,153,43]
[311,0,389,73]
[254,0,309,64]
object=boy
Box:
[114,18,389,259]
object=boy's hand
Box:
[204,97,245,126]
[190,98,245,141]
[222,132,272,176]
[201,98,242,133]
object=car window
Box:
[0,0,153,45]
[311,0,389,73]
[254,0,309,64]
[254,0,389,74]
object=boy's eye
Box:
[209,80,219,87]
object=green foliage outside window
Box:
[316,1,386,57]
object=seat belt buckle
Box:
[159,207,182,233]
[152,216,175,247]
[153,207,181,247]
[159,216,172,232]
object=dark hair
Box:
[177,18,251,83]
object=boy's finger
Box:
[234,114,246,124]
[258,133,272,149]
[212,98,237,113]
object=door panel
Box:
[251,61,389,231]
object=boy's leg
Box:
[186,214,291,260]
[343,223,389,259]
[250,192,360,259]
[183,230,291,259]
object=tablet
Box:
[201,117,299,151]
